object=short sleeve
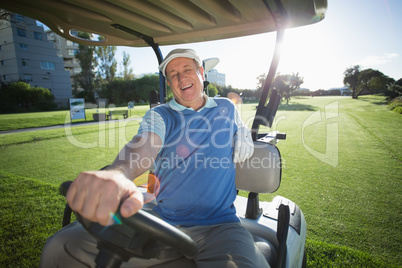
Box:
[138,109,166,146]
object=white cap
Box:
[159,48,202,77]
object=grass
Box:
[0,95,401,267]
[0,105,150,131]
[267,96,401,267]
[0,173,67,267]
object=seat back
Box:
[235,141,281,193]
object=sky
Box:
[114,0,402,91]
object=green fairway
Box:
[0,95,400,267]
[0,105,150,131]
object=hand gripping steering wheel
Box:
[59,181,198,268]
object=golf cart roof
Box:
[1,0,327,47]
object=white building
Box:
[207,69,226,87]
[46,30,81,78]
[0,13,72,106]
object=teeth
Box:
[181,84,192,90]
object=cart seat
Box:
[235,140,281,194]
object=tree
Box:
[95,40,117,83]
[357,69,393,96]
[98,74,159,105]
[207,83,218,97]
[272,73,304,104]
[73,32,96,102]
[384,79,402,101]
[343,65,361,99]
[121,51,134,80]
[134,75,160,102]
[256,73,267,90]
[0,9,12,21]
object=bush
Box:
[0,81,56,113]
[392,106,402,114]
[387,97,402,113]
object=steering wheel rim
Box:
[59,181,198,259]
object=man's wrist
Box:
[104,165,133,181]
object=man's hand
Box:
[234,126,254,163]
[66,170,144,226]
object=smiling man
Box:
[40,48,266,268]
[160,49,206,110]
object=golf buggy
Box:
[0,1,327,267]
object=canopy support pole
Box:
[111,24,166,104]
[251,0,288,141]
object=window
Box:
[34,32,43,40]
[21,59,30,67]
[17,28,27,37]
[66,41,80,47]
[42,74,51,80]
[22,74,32,82]
[67,49,79,56]
[14,14,24,22]
[40,61,55,70]
[1,60,5,66]
[19,43,28,49]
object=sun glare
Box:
[277,26,341,90]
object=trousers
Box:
[39,220,270,268]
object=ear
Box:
[198,66,205,81]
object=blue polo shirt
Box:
[138,96,240,226]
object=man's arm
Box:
[66,132,162,226]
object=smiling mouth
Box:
[181,84,193,90]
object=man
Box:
[40,49,269,267]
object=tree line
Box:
[60,31,402,109]
[2,28,400,112]
[343,65,401,100]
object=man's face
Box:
[166,57,205,110]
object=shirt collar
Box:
[168,93,217,112]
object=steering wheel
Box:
[59,181,198,268]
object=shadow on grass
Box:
[358,95,388,106]
[278,103,318,111]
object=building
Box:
[207,69,226,87]
[46,29,81,81]
[0,13,72,106]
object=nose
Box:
[177,71,188,82]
